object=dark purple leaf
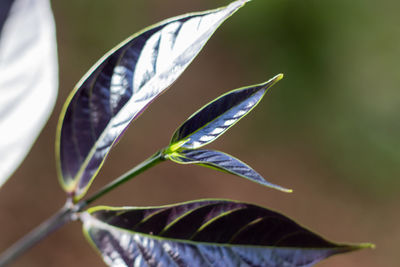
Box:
[56,0,250,200]
[167,149,291,192]
[0,0,14,37]
[168,74,283,151]
[82,200,372,267]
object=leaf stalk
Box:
[79,150,165,209]
[0,150,165,266]
[0,202,74,267]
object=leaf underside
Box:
[56,0,249,200]
[82,199,368,267]
[169,74,282,150]
[168,149,291,192]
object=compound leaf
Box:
[82,199,372,267]
[56,0,249,200]
[168,74,283,151]
[167,149,291,192]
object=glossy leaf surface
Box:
[169,74,283,151]
[0,0,58,187]
[167,149,291,192]
[56,0,249,200]
[82,199,370,267]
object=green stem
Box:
[0,202,74,267]
[0,150,166,266]
[78,150,165,209]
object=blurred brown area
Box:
[0,0,399,266]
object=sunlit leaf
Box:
[167,149,291,192]
[0,0,58,187]
[56,0,250,200]
[168,74,283,151]
[82,199,371,267]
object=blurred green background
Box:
[0,0,398,266]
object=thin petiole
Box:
[0,150,166,266]
[0,202,74,267]
[78,150,166,209]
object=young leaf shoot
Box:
[164,74,291,192]
[56,0,250,201]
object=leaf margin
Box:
[166,73,284,153]
[165,148,292,193]
[55,0,252,199]
[81,199,374,267]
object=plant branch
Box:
[0,150,165,266]
[0,202,74,267]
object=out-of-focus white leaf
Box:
[0,0,58,187]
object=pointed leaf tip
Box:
[56,0,248,200]
[268,73,284,86]
[282,187,293,193]
[167,149,293,193]
[358,243,376,250]
[169,75,283,150]
[83,200,370,267]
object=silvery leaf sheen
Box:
[56,0,250,201]
[164,74,291,192]
[81,200,372,267]
[168,75,284,151]
[167,149,291,192]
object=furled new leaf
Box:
[168,74,283,151]
[167,149,291,192]
[82,199,372,267]
[56,0,250,201]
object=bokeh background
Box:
[1,0,399,266]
